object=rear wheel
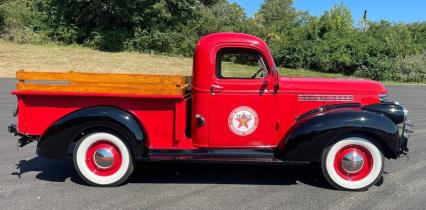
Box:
[73,132,134,187]
[321,137,384,191]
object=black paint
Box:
[362,102,407,124]
[37,106,146,160]
[281,107,402,161]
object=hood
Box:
[279,77,387,94]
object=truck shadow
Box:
[130,162,334,189]
[13,157,86,185]
[14,157,334,190]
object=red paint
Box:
[333,145,373,181]
[14,94,194,149]
[13,32,387,151]
[85,141,122,176]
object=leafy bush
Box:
[0,6,5,32]
[0,0,49,43]
[123,29,182,54]
[83,30,130,52]
[396,52,426,82]
[47,25,77,44]
[354,56,398,81]
[355,53,426,82]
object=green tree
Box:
[44,0,218,51]
[254,0,301,66]
[159,0,250,55]
[1,0,426,82]
[311,4,359,74]
[0,0,49,43]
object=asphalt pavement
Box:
[0,77,425,210]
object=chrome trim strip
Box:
[298,95,354,102]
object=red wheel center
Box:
[86,141,122,176]
[334,145,373,181]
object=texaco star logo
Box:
[228,106,259,136]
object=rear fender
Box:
[280,108,399,162]
[37,106,145,160]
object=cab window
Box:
[216,48,269,79]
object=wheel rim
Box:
[334,144,373,181]
[85,140,122,176]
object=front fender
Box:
[37,106,145,160]
[280,108,400,162]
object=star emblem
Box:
[235,112,252,128]
[228,106,258,136]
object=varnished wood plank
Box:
[70,81,187,89]
[17,83,185,95]
[15,70,192,96]
[16,70,190,85]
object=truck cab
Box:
[9,33,411,191]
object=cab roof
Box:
[196,32,268,52]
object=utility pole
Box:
[362,10,368,31]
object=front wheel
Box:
[321,137,384,191]
[73,132,134,187]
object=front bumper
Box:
[399,122,413,156]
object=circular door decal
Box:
[228,106,259,136]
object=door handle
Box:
[260,88,271,94]
[210,85,224,94]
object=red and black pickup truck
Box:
[8,33,411,191]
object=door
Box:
[209,47,278,147]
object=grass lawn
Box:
[0,40,193,77]
[0,39,423,85]
[0,40,353,78]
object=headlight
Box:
[363,103,408,124]
[402,105,408,123]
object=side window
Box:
[216,48,269,79]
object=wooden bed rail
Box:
[16,70,192,96]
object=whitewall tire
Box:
[321,137,384,191]
[73,132,134,187]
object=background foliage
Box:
[0,0,425,82]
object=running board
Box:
[146,149,310,165]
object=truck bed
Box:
[12,70,193,149]
[15,70,192,97]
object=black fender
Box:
[37,106,146,160]
[280,107,400,162]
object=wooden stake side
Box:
[16,70,191,96]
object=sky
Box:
[229,0,426,23]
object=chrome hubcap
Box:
[93,148,114,169]
[341,151,364,173]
